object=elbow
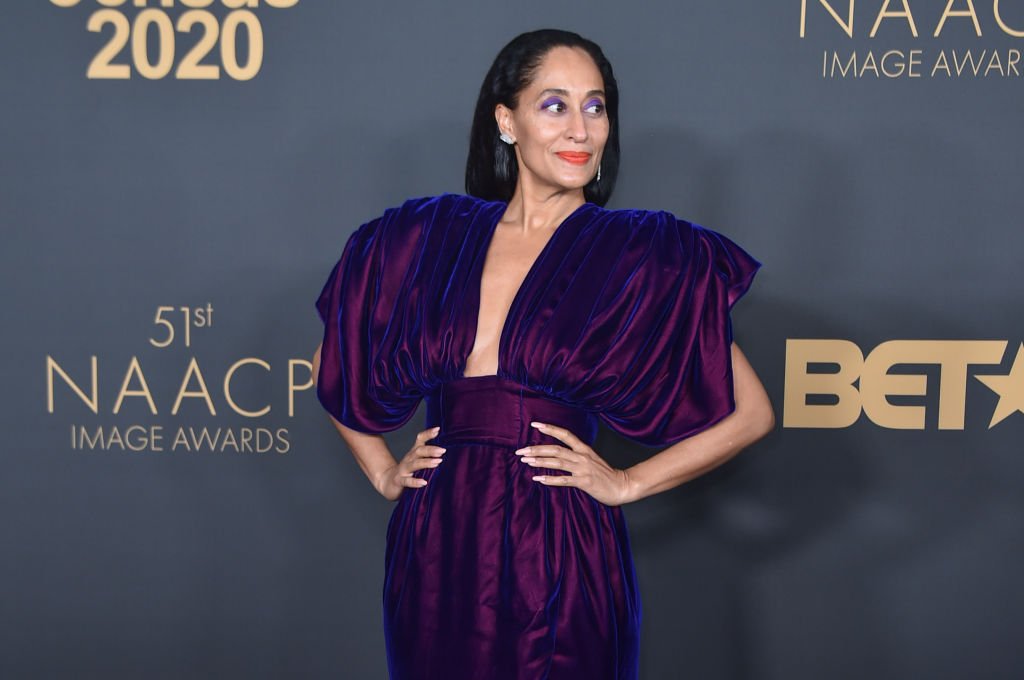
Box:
[735,394,775,447]
[758,402,776,439]
[748,396,775,443]
[727,343,774,448]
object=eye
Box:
[541,97,566,113]
[584,100,605,115]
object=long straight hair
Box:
[465,29,620,207]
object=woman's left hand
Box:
[515,421,632,506]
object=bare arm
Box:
[620,342,774,504]
[312,342,445,501]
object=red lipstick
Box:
[555,151,591,165]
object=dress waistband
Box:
[425,375,598,449]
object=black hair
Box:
[465,29,620,207]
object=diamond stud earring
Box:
[499,132,514,145]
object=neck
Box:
[502,176,585,232]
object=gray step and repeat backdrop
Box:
[2,2,1022,678]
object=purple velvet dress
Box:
[315,193,760,679]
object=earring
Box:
[596,163,602,183]
[499,132,514,145]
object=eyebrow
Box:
[537,88,605,98]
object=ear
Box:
[494,104,514,141]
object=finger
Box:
[517,446,584,464]
[520,456,580,473]
[532,474,574,486]
[416,444,447,458]
[402,476,429,488]
[529,421,586,451]
[416,426,441,444]
[399,467,434,483]
[408,456,444,471]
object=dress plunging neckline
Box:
[459,199,592,380]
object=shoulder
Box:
[362,192,499,234]
[385,192,497,220]
[604,204,755,249]
[597,205,760,275]
[594,204,708,244]
[347,193,501,260]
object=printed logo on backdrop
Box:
[799,1,1024,79]
[784,339,1024,429]
[45,305,315,454]
[50,0,300,81]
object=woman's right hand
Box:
[375,426,446,501]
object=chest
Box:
[463,224,561,377]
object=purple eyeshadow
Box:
[539,96,604,112]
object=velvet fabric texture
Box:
[315,193,761,679]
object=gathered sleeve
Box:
[595,216,761,448]
[314,208,425,433]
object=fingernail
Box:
[514,448,525,455]
[530,422,543,428]
[439,448,447,453]
[432,426,440,432]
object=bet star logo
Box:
[976,343,1024,428]
[784,340,1024,430]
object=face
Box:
[496,46,610,196]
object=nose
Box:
[566,108,588,142]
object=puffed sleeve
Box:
[314,211,424,433]
[596,217,761,448]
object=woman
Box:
[313,28,774,680]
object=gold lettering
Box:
[1008,49,1022,75]
[932,50,953,76]
[860,50,880,76]
[994,0,1024,36]
[860,341,927,429]
[801,0,854,38]
[784,339,863,428]
[935,0,982,36]
[223,358,271,417]
[220,10,264,80]
[175,10,220,80]
[112,356,158,415]
[47,355,98,414]
[908,48,923,76]
[985,50,1006,76]
[879,50,914,77]
[172,426,190,450]
[912,340,1006,429]
[221,427,239,452]
[870,0,919,38]
[132,9,176,80]
[171,357,217,415]
[80,426,105,449]
[976,343,1024,428]
[785,339,1008,429]
[288,359,313,417]
[952,49,987,75]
